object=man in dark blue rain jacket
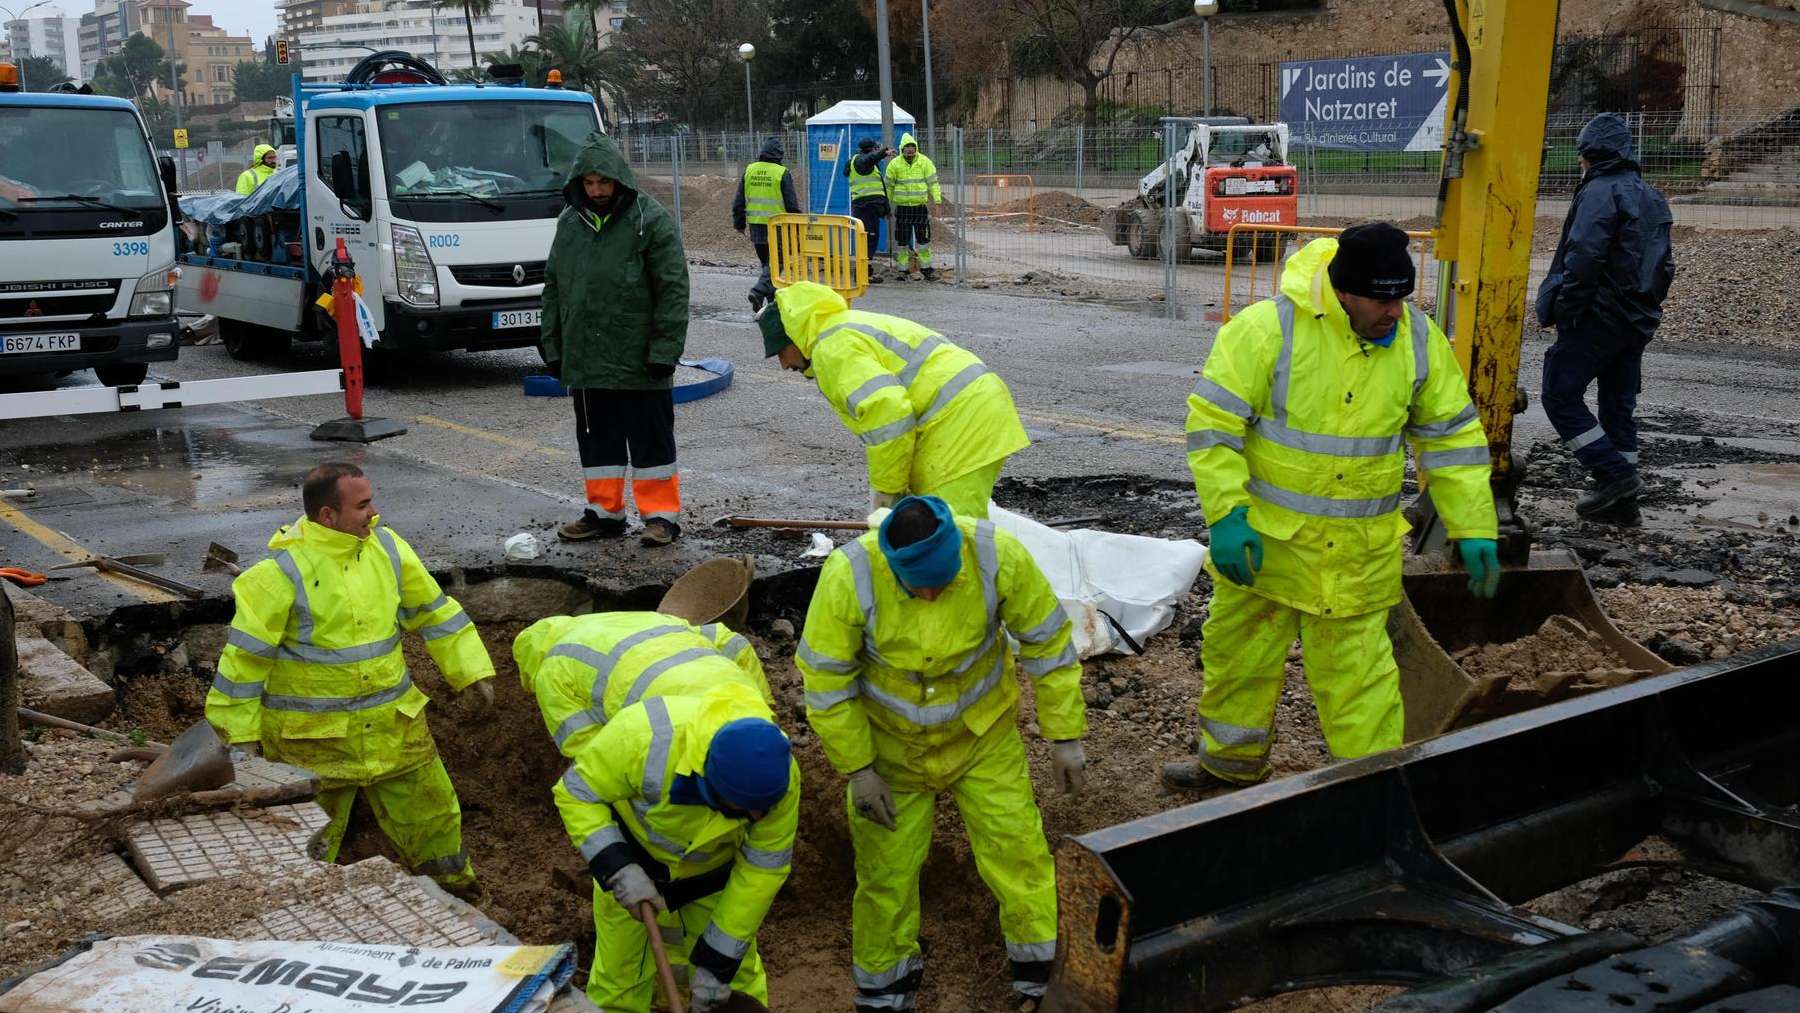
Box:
[1535,112,1676,518]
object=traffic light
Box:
[276,40,290,65]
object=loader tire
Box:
[1126,211,1160,259]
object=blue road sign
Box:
[1279,51,1451,152]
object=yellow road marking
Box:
[414,414,562,458]
[0,499,177,604]
[1019,409,1185,447]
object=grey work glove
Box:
[1050,740,1088,798]
[460,679,494,718]
[606,863,667,913]
[690,966,731,1013]
[870,488,907,513]
[849,765,898,831]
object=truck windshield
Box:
[0,106,165,212]
[378,99,598,199]
[1207,130,1284,166]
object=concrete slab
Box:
[228,754,322,796]
[126,801,329,894]
[52,852,159,922]
[4,586,90,660]
[16,634,113,724]
[231,861,498,948]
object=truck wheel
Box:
[95,363,148,387]
[1171,213,1194,263]
[221,320,291,362]
[1126,212,1160,259]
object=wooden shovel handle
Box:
[721,516,870,531]
[638,900,685,1013]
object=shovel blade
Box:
[133,720,234,802]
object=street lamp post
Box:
[921,0,933,150]
[1193,0,1218,117]
[873,0,894,151]
[736,43,755,138]
[0,1,56,91]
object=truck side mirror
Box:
[159,155,178,198]
[330,151,363,220]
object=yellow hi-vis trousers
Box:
[1197,580,1404,783]
[587,880,768,1011]
[313,757,476,891]
[917,457,1006,519]
[849,721,1057,1009]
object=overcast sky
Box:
[187,1,279,46]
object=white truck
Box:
[178,52,601,362]
[0,75,182,387]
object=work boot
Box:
[1160,759,1253,793]
[1575,473,1646,518]
[920,266,936,282]
[640,517,680,547]
[559,510,627,542]
[908,260,923,281]
[748,291,765,313]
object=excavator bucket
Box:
[1392,548,1670,741]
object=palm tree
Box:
[484,43,548,86]
[527,20,603,92]
[434,0,496,73]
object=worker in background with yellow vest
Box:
[757,281,1030,517]
[1164,224,1500,792]
[884,132,942,281]
[235,144,277,195]
[205,462,494,896]
[844,137,892,260]
[732,136,801,312]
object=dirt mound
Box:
[985,189,1109,226]
[1453,615,1650,718]
[1655,227,1800,349]
[635,172,761,266]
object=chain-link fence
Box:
[611,107,1800,316]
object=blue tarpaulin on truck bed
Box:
[179,165,302,224]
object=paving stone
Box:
[16,634,114,724]
[227,754,321,796]
[232,873,498,948]
[53,852,159,921]
[126,802,329,894]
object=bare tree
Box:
[1001,0,1182,128]
[588,0,767,128]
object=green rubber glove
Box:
[1457,538,1501,599]
[1208,506,1263,587]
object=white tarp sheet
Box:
[990,505,1209,658]
[0,936,577,1013]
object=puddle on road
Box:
[1,421,324,510]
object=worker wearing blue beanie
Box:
[549,679,799,1013]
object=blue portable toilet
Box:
[805,100,915,253]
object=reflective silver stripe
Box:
[1251,417,1404,457]
[414,849,468,877]
[895,336,944,387]
[701,922,751,959]
[842,541,879,635]
[622,647,719,707]
[1419,446,1490,470]
[720,634,751,659]
[740,843,792,869]
[806,685,861,710]
[1620,450,1640,464]
[858,415,917,448]
[798,637,858,673]
[1201,752,1268,776]
[947,623,999,678]
[1407,404,1479,440]
[1409,307,1430,403]
[553,707,606,749]
[1247,477,1401,519]
[916,363,987,426]
[419,609,471,641]
[275,550,314,643]
[1270,295,1295,422]
[579,824,626,861]
[226,627,279,659]
[641,697,672,804]
[630,799,726,863]
[551,624,692,710]
[277,632,401,665]
[375,528,405,597]
[1566,424,1607,452]
[1014,981,1048,998]
[854,955,925,990]
[398,593,448,621]
[1200,714,1269,747]
[853,995,917,1011]
[860,652,1003,727]
[1187,429,1245,453]
[846,374,905,416]
[1020,642,1078,678]
[584,465,627,480]
[210,671,264,699]
[634,462,678,481]
[263,671,413,713]
[1006,941,1056,963]
[1190,377,1254,420]
[1015,605,1068,645]
[561,764,601,804]
[974,521,999,621]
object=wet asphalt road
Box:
[2,264,1798,617]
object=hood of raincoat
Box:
[251,143,276,168]
[267,514,381,558]
[512,615,582,693]
[772,280,849,357]
[1279,236,1357,337]
[756,136,785,164]
[561,131,640,214]
[1576,112,1638,171]
[899,131,919,158]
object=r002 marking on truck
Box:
[428,234,461,248]
[112,241,151,256]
